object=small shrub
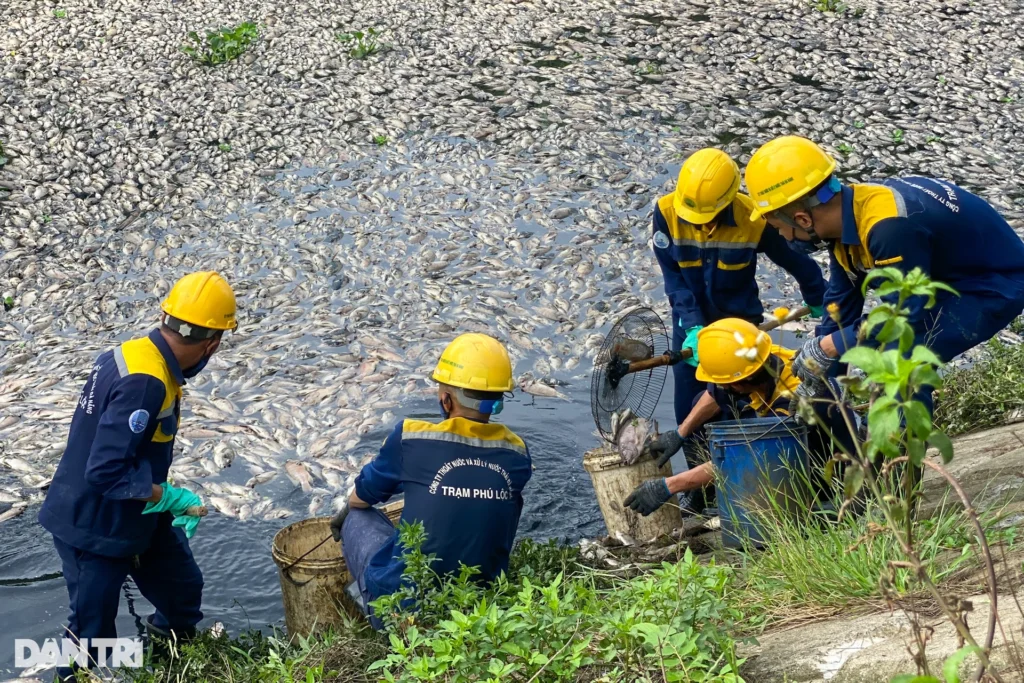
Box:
[934,334,1024,436]
[336,28,386,59]
[892,128,905,144]
[181,22,259,66]
[53,9,67,18]
[372,134,389,146]
[370,521,744,682]
[218,142,231,152]
[836,142,854,155]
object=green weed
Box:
[938,75,947,85]
[218,142,231,152]
[836,142,854,155]
[53,9,67,18]
[372,134,389,146]
[935,332,1024,436]
[336,28,386,60]
[370,521,744,681]
[853,120,866,129]
[41,214,51,224]
[812,0,848,12]
[1001,96,1016,103]
[181,22,259,66]
[926,134,942,143]
[892,128,905,144]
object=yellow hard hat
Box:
[161,272,237,331]
[432,333,514,392]
[672,148,740,225]
[744,136,837,220]
[694,318,772,384]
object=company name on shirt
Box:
[895,179,960,214]
[78,364,101,415]
[439,485,513,500]
[428,457,513,496]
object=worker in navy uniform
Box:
[744,135,1024,414]
[329,333,532,629]
[38,272,237,681]
[625,319,857,517]
[651,148,826,514]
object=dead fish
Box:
[613,410,656,466]
[611,338,653,362]
[518,379,569,401]
[245,471,277,488]
[285,460,314,493]
[0,502,28,524]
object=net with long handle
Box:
[590,307,670,442]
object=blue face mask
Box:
[182,352,211,379]
[439,399,450,420]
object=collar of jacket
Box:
[839,184,861,246]
[148,328,186,386]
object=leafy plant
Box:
[892,128,905,144]
[812,0,848,12]
[853,120,866,129]
[41,214,51,224]
[372,134,389,146]
[181,22,259,66]
[1000,96,1016,103]
[935,332,1024,435]
[370,521,744,682]
[53,9,67,18]
[926,135,942,143]
[336,28,386,59]
[937,75,947,85]
[836,142,854,155]
[890,645,981,682]
[218,142,232,152]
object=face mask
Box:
[439,398,450,420]
[787,237,826,255]
[182,350,212,379]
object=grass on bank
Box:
[935,336,1024,436]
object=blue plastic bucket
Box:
[707,417,809,549]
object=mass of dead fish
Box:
[2,0,1023,526]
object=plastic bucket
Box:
[583,446,680,542]
[272,500,405,637]
[707,417,809,549]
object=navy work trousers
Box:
[918,277,1024,413]
[52,517,203,679]
[340,506,396,631]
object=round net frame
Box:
[590,306,670,442]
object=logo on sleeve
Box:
[653,232,670,249]
[128,410,150,434]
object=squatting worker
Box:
[39,272,236,681]
[328,333,532,629]
[624,319,857,517]
[744,136,1024,412]
[652,147,826,513]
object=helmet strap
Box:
[162,314,219,340]
[452,387,504,416]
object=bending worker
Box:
[38,272,236,680]
[652,148,826,512]
[624,319,855,516]
[329,333,532,629]
[744,136,1024,410]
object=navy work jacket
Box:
[816,179,1024,354]
[653,192,825,334]
[354,417,533,603]
[39,329,183,557]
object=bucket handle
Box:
[280,533,334,587]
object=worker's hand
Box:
[329,503,350,542]
[646,430,684,468]
[143,483,204,538]
[623,479,672,516]
[680,325,703,368]
[806,302,825,319]
[792,336,836,384]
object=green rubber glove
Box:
[806,303,825,319]
[681,325,703,368]
[143,483,204,538]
